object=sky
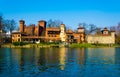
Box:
[0,0,120,30]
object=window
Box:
[18,38,20,42]
[18,35,20,37]
[49,35,50,37]
[103,31,108,34]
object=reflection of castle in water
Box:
[8,48,39,72]
[115,48,120,64]
[59,47,67,70]
[86,48,115,64]
[5,47,119,73]
[75,48,85,65]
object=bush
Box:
[40,42,60,45]
[13,42,27,46]
[70,43,93,48]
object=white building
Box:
[86,27,115,44]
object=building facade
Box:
[86,27,115,44]
[66,26,85,43]
[12,20,85,43]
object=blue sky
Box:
[0,0,120,30]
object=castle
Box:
[12,20,85,43]
[12,20,115,44]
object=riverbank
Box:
[69,43,120,48]
[1,43,120,48]
[1,44,51,48]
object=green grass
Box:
[69,43,120,48]
[10,42,120,48]
[69,43,95,48]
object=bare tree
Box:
[47,19,63,28]
[4,19,17,33]
[0,15,2,30]
[88,24,97,33]
[0,14,5,45]
[78,22,88,33]
[78,23,97,34]
[47,19,52,28]
[95,28,102,35]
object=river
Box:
[0,47,120,77]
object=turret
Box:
[38,20,46,28]
[77,26,85,33]
[60,24,66,32]
[60,24,66,42]
[19,20,25,32]
[102,27,109,35]
[111,30,115,37]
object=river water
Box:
[0,47,120,77]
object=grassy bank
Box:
[1,42,60,48]
[69,43,120,48]
[69,43,95,48]
[1,42,120,48]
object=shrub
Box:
[13,42,27,46]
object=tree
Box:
[0,13,17,43]
[47,19,63,28]
[78,22,88,33]
[0,14,4,45]
[0,14,5,31]
[78,23,97,34]
[47,19,53,28]
[0,15,2,30]
[110,23,120,44]
[4,19,17,33]
[88,24,97,33]
[95,28,102,35]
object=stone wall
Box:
[86,32,115,44]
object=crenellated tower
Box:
[19,20,25,32]
[38,20,46,36]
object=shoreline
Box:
[1,43,120,48]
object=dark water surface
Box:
[0,47,120,77]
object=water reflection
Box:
[0,47,120,77]
[115,48,120,64]
[59,47,67,70]
[86,48,115,64]
[75,48,85,65]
